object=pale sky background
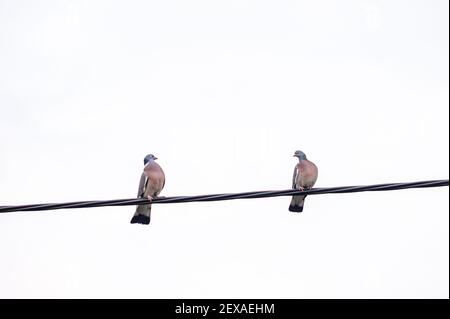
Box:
[0,0,448,298]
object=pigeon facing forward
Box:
[130,154,165,225]
[289,150,318,213]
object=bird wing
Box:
[292,166,299,189]
[137,172,148,198]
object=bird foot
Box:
[147,195,153,202]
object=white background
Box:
[0,0,448,298]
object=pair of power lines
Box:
[0,179,448,214]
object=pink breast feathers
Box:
[298,160,318,187]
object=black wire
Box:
[0,179,448,213]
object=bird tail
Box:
[289,195,306,213]
[130,204,151,225]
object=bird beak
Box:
[154,157,158,160]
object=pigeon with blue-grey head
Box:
[131,154,165,225]
[289,150,318,212]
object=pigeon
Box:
[130,154,165,225]
[289,150,318,213]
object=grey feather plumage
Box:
[131,154,165,225]
[289,150,318,213]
